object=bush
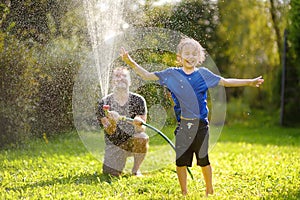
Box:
[31,36,85,138]
[225,98,251,125]
[0,31,86,148]
[0,34,40,148]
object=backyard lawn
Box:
[1,121,299,199]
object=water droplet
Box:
[122,23,129,30]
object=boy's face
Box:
[179,43,200,68]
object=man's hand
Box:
[101,110,120,135]
[107,110,120,121]
[104,111,120,135]
[133,116,146,133]
[133,116,145,126]
[101,117,116,135]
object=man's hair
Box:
[176,37,206,65]
[113,66,130,74]
[112,66,131,82]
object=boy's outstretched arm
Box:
[219,76,264,87]
[120,47,159,81]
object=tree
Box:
[216,0,289,107]
[0,0,86,147]
[1,0,69,43]
[282,0,300,126]
[165,0,219,53]
[0,36,40,148]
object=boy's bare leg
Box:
[201,165,213,196]
[176,166,188,195]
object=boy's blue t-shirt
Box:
[171,91,181,122]
[154,67,221,123]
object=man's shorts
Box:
[175,119,210,167]
[103,132,149,176]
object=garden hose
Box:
[103,105,194,179]
[124,117,194,180]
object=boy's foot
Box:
[182,190,188,196]
[205,188,214,197]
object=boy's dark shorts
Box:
[175,119,210,167]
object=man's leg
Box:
[131,132,149,175]
[103,144,127,176]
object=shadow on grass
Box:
[268,189,300,200]
[5,172,125,192]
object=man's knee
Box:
[132,132,149,153]
[102,164,122,176]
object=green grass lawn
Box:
[1,123,299,199]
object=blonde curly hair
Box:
[176,37,206,65]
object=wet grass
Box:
[0,121,299,199]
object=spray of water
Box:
[83,0,125,97]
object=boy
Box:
[120,37,264,196]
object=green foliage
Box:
[32,36,87,137]
[136,83,171,108]
[225,98,251,124]
[0,1,88,147]
[0,123,299,199]
[216,0,288,107]
[1,0,71,43]
[166,0,219,52]
[281,0,300,126]
[0,33,40,148]
[289,0,300,57]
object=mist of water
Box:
[83,0,125,97]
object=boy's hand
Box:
[120,47,133,65]
[250,76,264,87]
[120,47,159,81]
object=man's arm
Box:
[121,47,159,81]
[218,76,264,87]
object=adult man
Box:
[96,67,149,176]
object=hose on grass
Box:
[125,117,194,180]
